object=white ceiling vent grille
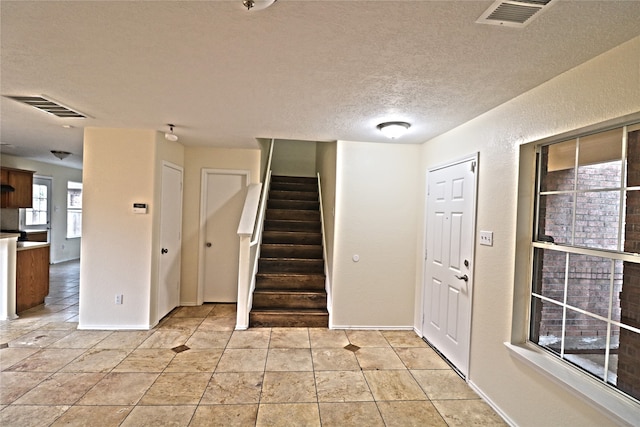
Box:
[5,95,87,118]
[477,0,557,28]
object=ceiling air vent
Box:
[477,0,557,28]
[5,95,87,118]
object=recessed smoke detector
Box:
[5,95,88,118]
[477,0,557,28]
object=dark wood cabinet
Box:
[1,167,35,208]
[25,231,48,242]
[16,245,50,313]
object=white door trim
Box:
[197,168,251,305]
[421,152,479,379]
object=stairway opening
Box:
[250,175,329,327]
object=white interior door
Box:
[202,171,248,302]
[158,163,183,320]
[422,156,477,377]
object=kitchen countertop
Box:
[17,241,50,251]
[0,232,21,240]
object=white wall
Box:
[180,146,260,305]
[271,139,317,177]
[79,128,184,329]
[0,154,82,263]
[331,141,421,328]
[416,36,640,426]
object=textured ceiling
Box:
[1,0,640,169]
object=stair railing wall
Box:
[235,139,274,329]
[317,173,332,320]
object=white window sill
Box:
[504,342,639,426]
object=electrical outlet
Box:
[115,294,123,305]
[479,230,493,246]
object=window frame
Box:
[508,113,640,426]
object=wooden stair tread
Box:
[254,289,327,294]
[268,200,319,210]
[266,209,320,216]
[260,244,323,259]
[262,231,321,236]
[271,175,317,183]
[261,243,322,248]
[251,308,329,316]
[269,191,319,201]
[257,272,325,277]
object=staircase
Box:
[250,175,329,327]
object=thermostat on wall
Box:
[133,203,148,214]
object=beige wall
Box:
[315,141,337,311]
[271,139,317,177]
[0,154,83,263]
[416,36,640,426]
[331,140,421,328]
[80,128,157,328]
[180,146,260,305]
[257,138,272,182]
[79,128,184,328]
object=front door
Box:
[422,156,477,377]
[158,163,183,320]
[202,170,248,302]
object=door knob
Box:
[161,248,168,254]
[455,274,468,282]
[206,242,212,247]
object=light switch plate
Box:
[479,230,493,246]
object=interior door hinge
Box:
[471,161,476,173]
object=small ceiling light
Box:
[377,121,411,139]
[242,0,277,11]
[62,124,73,129]
[51,150,72,160]
[164,124,178,142]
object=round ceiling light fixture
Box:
[377,121,411,139]
[164,124,178,142]
[51,150,72,160]
[242,0,277,11]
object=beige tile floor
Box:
[0,260,506,426]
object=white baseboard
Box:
[467,380,516,427]
[77,323,153,330]
[51,257,80,265]
[329,325,415,331]
[179,301,198,306]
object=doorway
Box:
[422,155,478,378]
[23,176,52,236]
[199,169,249,303]
[158,162,183,321]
